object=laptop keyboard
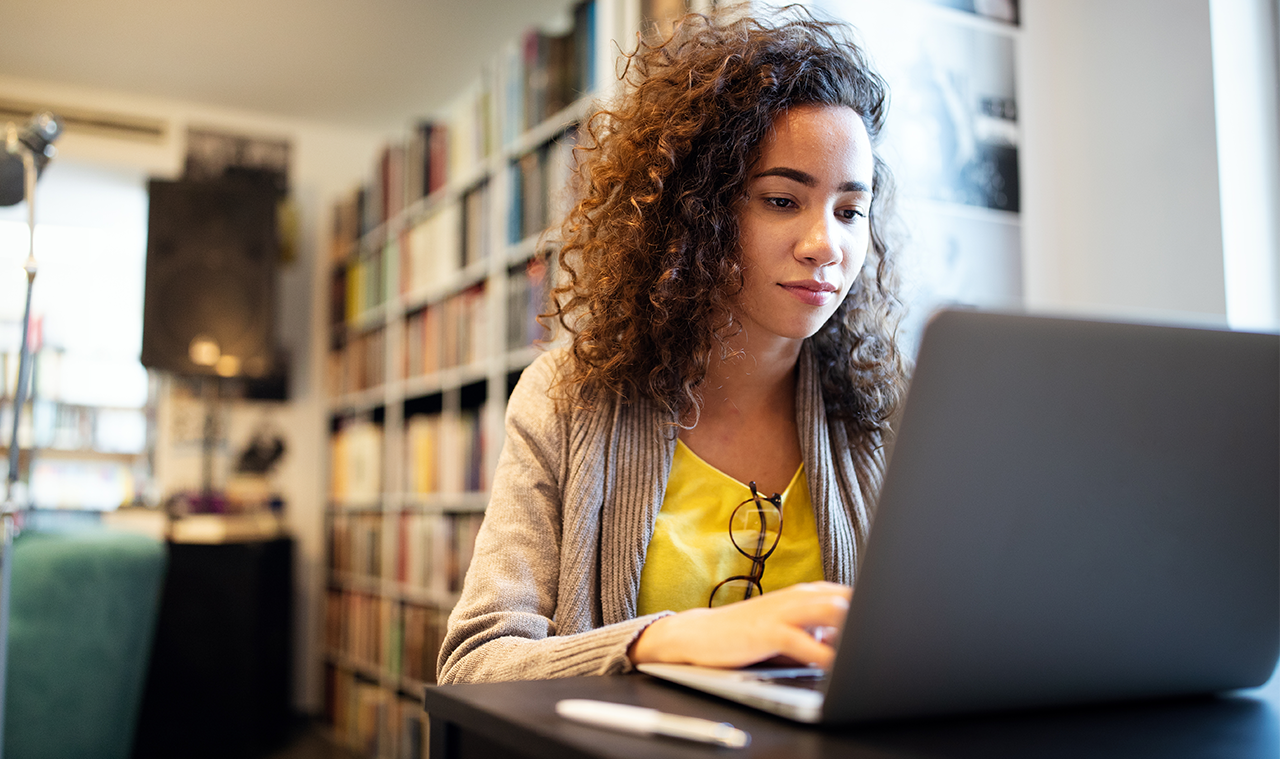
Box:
[740,668,828,691]
[760,674,826,691]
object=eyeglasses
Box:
[708,481,784,608]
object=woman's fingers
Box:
[628,582,853,669]
[772,625,838,668]
[768,583,851,629]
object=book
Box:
[331,191,361,261]
[428,124,449,195]
[461,182,491,269]
[336,327,387,393]
[395,695,426,759]
[405,414,440,494]
[404,203,462,296]
[510,128,579,244]
[332,419,383,506]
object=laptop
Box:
[639,309,1280,724]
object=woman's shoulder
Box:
[512,344,572,398]
[506,345,583,426]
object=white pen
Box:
[555,698,751,749]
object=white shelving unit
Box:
[320,2,637,755]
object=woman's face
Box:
[733,104,874,349]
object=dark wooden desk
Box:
[423,674,1280,759]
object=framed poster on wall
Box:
[813,0,1023,351]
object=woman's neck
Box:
[698,335,801,422]
[677,333,804,495]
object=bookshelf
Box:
[1,340,150,510]
[320,1,632,756]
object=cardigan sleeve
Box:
[436,351,669,683]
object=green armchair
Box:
[3,526,167,759]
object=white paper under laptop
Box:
[640,309,1280,724]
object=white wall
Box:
[1019,0,1232,324]
[1210,0,1280,331]
[0,72,385,712]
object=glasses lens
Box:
[729,497,782,559]
[709,576,763,608]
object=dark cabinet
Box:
[133,537,293,758]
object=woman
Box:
[437,6,907,684]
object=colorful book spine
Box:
[330,420,384,505]
[403,407,486,495]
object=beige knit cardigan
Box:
[436,343,884,684]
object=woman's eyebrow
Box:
[752,166,872,194]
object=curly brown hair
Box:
[547,6,908,440]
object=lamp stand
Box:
[0,126,45,759]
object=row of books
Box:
[507,258,551,350]
[331,121,452,252]
[403,286,489,378]
[328,245,391,336]
[0,345,69,403]
[334,133,569,331]
[509,129,578,244]
[330,70,500,256]
[460,182,491,270]
[328,326,387,398]
[328,509,486,596]
[372,143,407,237]
[405,411,486,495]
[3,399,139,455]
[401,203,460,297]
[328,268,348,350]
[329,1,596,263]
[407,121,452,208]
[396,511,485,593]
[343,244,394,321]
[505,0,598,141]
[398,182,492,300]
[445,77,500,187]
[330,420,383,506]
[329,511,383,578]
[329,409,489,505]
[325,665,428,759]
[326,592,390,681]
[399,602,450,684]
[330,264,537,396]
[330,190,363,261]
[326,591,453,686]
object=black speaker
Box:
[142,179,278,378]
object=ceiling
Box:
[0,0,582,132]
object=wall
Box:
[1210,0,1280,330]
[1018,0,1233,324]
[0,71,385,712]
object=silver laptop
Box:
[640,309,1280,723]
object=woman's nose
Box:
[795,212,841,266]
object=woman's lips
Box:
[779,280,838,306]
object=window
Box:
[0,160,151,509]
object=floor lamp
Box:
[0,112,62,759]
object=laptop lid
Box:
[821,309,1280,722]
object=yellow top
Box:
[636,439,825,615]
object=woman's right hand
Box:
[627,581,852,669]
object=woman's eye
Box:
[765,197,795,209]
[837,208,867,221]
